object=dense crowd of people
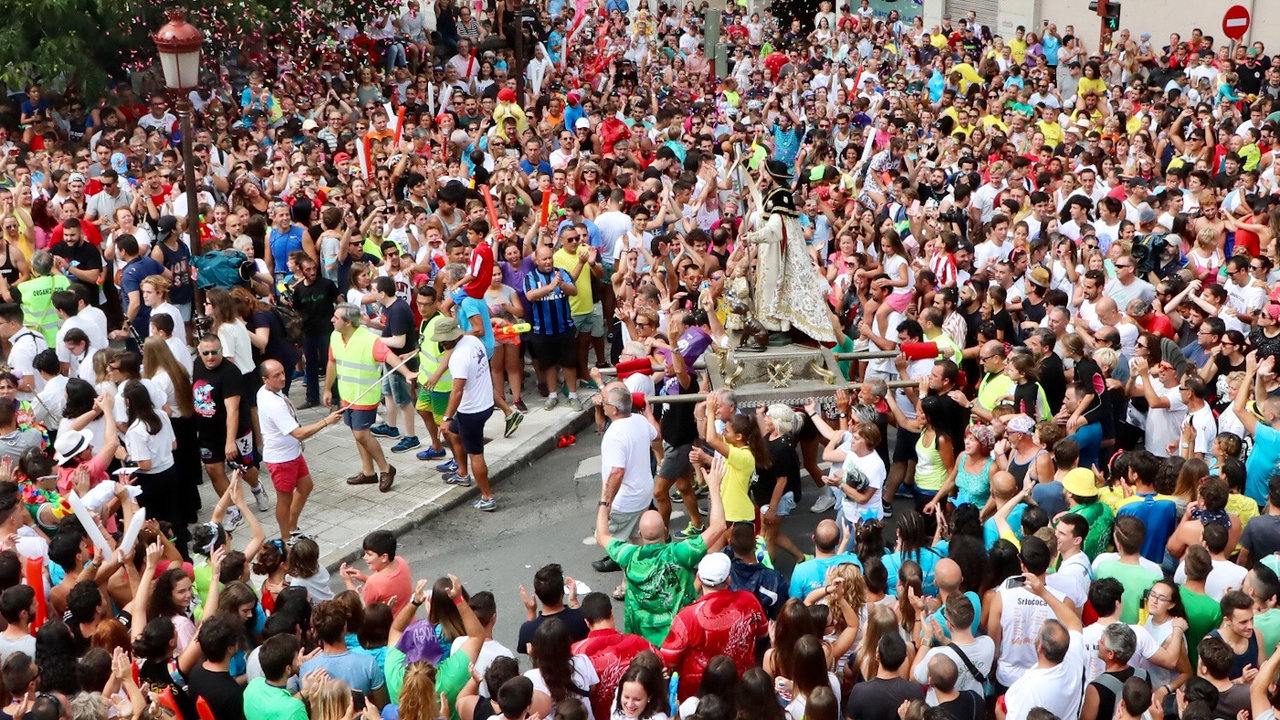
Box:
[1,2,1280,720]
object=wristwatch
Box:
[442,415,454,423]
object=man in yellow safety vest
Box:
[324,303,397,492]
[17,250,69,346]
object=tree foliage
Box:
[0,0,397,99]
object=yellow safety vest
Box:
[417,314,453,393]
[976,372,1014,415]
[18,274,70,345]
[331,326,382,408]
[931,332,963,366]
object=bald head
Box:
[982,340,1005,362]
[638,510,666,543]
[990,471,1018,501]
[1096,297,1118,317]
[814,519,840,555]
[259,359,288,391]
[934,558,962,593]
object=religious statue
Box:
[741,160,836,345]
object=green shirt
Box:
[1094,560,1160,624]
[1257,609,1280,657]
[383,646,470,720]
[1071,501,1114,561]
[1180,587,1223,666]
[606,534,708,645]
[243,678,306,720]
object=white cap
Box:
[697,553,732,586]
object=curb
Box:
[321,408,595,573]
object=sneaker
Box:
[544,396,560,411]
[444,473,473,487]
[882,502,894,518]
[514,399,529,413]
[223,505,244,532]
[391,436,421,453]
[370,424,399,438]
[693,482,709,498]
[673,522,704,539]
[474,496,497,512]
[504,411,525,438]
[252,487,271,511]
[809,493,837,514]
[416,446,447,461]
[568,397,584,412]
[436,459,459,474]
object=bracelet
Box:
[599,500,610,507]
[411,598,424,607]
[452,595,465,605]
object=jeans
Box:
[382,40,407,72]
[303,333,330,405]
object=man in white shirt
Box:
[0,304,48,401]
[1080,577,1184,684]
[1047,513,1092,609]
[1173,522,1247,600]
[437,318,499,511]
[999,553,1086,720]
[449,591,516,695]
[1223,256,1267,328]
[52,289,109,377]
[1130,358,1187,459]
[989,537,1076,691]
[257,360,343,539]
[593,192,634,266]
[597,382,659,544]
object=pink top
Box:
[363,556,413,614]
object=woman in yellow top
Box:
[1077,61,1108,97]
[702,391,771,527]
[884,392,957,511]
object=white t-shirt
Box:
[973,239,1012,271]
[996,579,1070,686]
[1185,405,1217,457]
[1003,629,1086,720]
[448,334,495,414]
[114,378,167,424]
[450,636,515,695]
[149,369,182,419]
[217,321,256,375]
[7,329,47,400]
[1174,557,1247,601]
[840,449,886,523]
[33,375,67,430]
[600,414,658,514]
[525,654,600,720]
[1143,377,1187,458]
[623,372,655,398]
[56,314,110,366]
[912,637,996,702]
[1046,552,1091,610]
[257,386,302,463]
[153,302,187,341]
[166,336,193,376]
[124,415,175,473]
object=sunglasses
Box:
[200,349,221,357]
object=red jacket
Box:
[573,628,656,720]
[659,590,767,701]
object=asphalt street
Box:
[388,433,843,660]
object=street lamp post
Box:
[152,8,204,264]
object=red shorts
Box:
[266,456,310,493]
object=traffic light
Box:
[1088,1,1121,31]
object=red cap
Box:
[333,152,351,164]
[498,88,517,103]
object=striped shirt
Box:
[523,268,577,335]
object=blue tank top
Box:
[158,241,193,304]
[268,226,304,273]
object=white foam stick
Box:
[119,509,147,556]
[67,492,112,556]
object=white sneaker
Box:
[223,505,244,531]
[809,492,837,514]
[253,487,272,511]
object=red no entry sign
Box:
[1223,4,1251,41]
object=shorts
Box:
[266,455,310,493]
[762,491,796,518]
[886,291,915,313]
[573,306,605,338]
[530,330,577,369]
[344,407,379,431]
[416,388,450,418]
[450,407,493,455]
[174,302,193,322]
[608,507,645,541]
[383,371,413,406]
[892,428,920,464]
[656,441,695,480]
[200,429,258,467]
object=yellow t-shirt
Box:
[1037,120,1064,148]
[1077,77,1108,97]
[553,247,594,317]
[722,445,756,523]
[1009,38,1027,64]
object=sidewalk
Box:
[197,384,594,572]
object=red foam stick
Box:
[26,557,45,632]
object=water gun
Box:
[492,320,530,345]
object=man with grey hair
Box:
[926,654,983,719]
[16,250,70,346]
[1082,623,1146,720]
[324,302,397,492]
[592,382,659,578]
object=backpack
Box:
[272,304,305,344]
[191,250,254,290]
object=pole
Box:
[178,96,203,315]
[514,6,526,102]
[643,379,922,405]
[595,350,903,376]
